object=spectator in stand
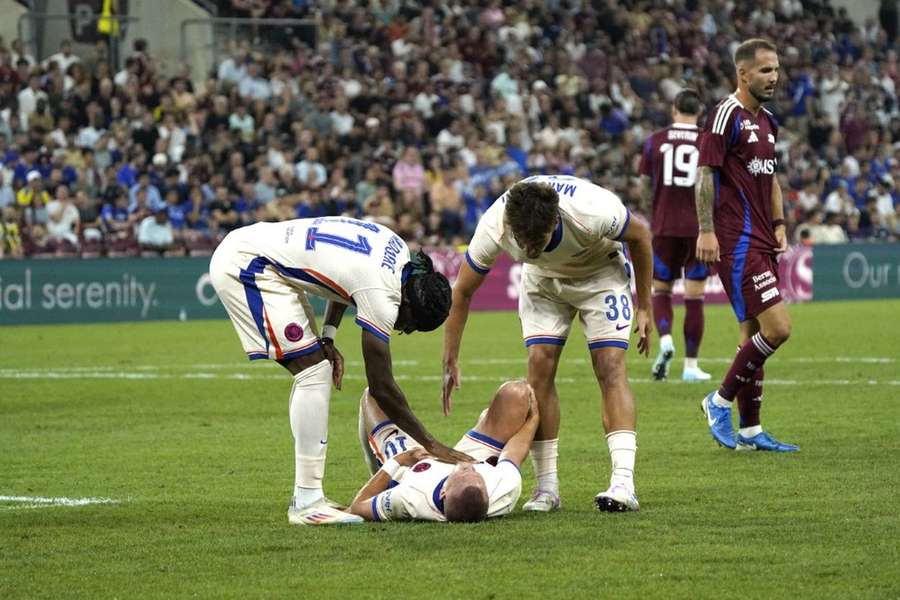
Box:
[0,206,24,258]
[137,208,175,254]
[45,185,80,247]
[16,171,49,208]
[392,146,426,218]
[43,40,80,73]
[129,171,164,213]
[295,146,327,189]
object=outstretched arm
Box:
[695,165,720,264]
[620,217,653,356]
[441,261,486,415]
[362,330,472,464]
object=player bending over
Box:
[341,380,538,523]
[443,175,653,513]
[695,39,798,452]
[209,217,471,526]
[639,89,712,382]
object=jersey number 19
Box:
[659,143,699,187]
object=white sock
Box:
[289,359,332,507]
[530,439,559,494]
[607,430,636,491]
[660,333,673,348]
[712,391,732,408]
[684,357,698,370]
[739,425,763,438]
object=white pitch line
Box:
[1,370,898,386]
[0,495,121,510]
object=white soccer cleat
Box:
[681,366,712,382]
[651,337,675,380]
[287,497,363,526]
[522,489,561,512]
[594,484,639,512]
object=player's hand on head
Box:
[634,307,652,357]
[395,446,430,466]
[441,360,461,416]
[426,440,474,464]
[321,339,344,390]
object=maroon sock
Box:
[718,333,778,400]
[737,366,763,428]
[683,298,705,358]
[652,292,673,336]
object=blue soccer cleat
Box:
[736,432,799,453]
[701,392,736,449]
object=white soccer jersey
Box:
[220,217,410,342]
[370,458,522,522]
[465,175,631,279]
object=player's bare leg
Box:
[651,279,676,380]
[702,301,797,452]
[523,344,564,512]
[590,347,639,512]
[470,380,533,443]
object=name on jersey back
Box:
[667,130,698,141]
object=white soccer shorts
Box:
[368,409,505,475]
[209,241,321,361]
[519,265,633,351]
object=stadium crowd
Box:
[2,0,900,259]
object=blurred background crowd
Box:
[1,0,899,259]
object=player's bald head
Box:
[444,466,489,523]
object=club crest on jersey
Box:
[746,157,776,176]
[768,133,776,144]
[747,131,759,143]
[740,119,760,131]
[284,323,304,342]
[412,462,431,473]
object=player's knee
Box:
[527,348,559,383]
[591,351,627,389]
[766,320,791,346]
[494,379,532,420]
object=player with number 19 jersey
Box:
[639,122,708,282]
[210,217,410,361]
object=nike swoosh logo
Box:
[703,401,716,426]
[615,324,629,331]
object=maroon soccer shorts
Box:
[718,251,782,322]
[652,235,710,282]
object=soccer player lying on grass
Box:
[209,217,472,526]
[342,380,539,523]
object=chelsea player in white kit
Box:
[210,216,471,525]
[348,380,539,523]
[442,176,653,512]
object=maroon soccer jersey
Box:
[697,94,779,256]
[639,123,701,237]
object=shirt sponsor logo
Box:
[761,287,780,302]
[752,270,777,291]
[746,157,776,176]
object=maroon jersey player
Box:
[639,89,711,383]
[694,38,798,453]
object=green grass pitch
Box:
[2,300,899,598]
